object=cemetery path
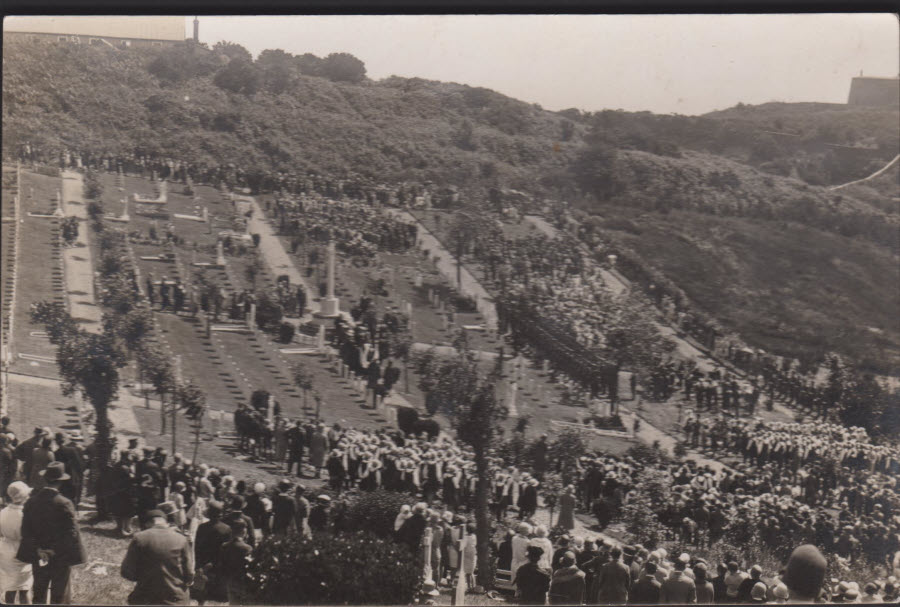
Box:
[9,371,142,447]
[61,170,101,333]
[246,196,319,316]
[386,209,498,330]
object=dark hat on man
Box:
[206,500,224,517]
[784,544,827,600]
[40,461,70,482]
[526,545,544,559]
[230,495,246,510]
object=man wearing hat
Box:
[194,500,231,604]
[595,546,631,604]
[53,432,85,508]
[271,479,297,535]
[224,496,256,549]
[216,518,253,605]
[13,427,43,482]
[121,508,194,605]
[631,561,663,604]
[548,551,586,605]
[738,564,767,603]
[17,461,87,604]
[660,557,697,604]
[515,545,551,605]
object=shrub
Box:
[86,200,105,222]
[343,490,411,538]
[277,321,295,344]
[396,406,419,435]
[245,530,421,605]
[412,417,440,439]
[625,442,671,466]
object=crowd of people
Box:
[271,194,417,262]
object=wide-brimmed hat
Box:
[40,462,70,482]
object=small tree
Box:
[615,468,670,550]
[542,472,564,528]
[176,380,206,463]
[139,343,176,432]
[547,427,589,485]
[30,302,127,494]
[413,332,507,588]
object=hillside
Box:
[3,36,898,374]
[590,207,900,374]
[1,37,585,193]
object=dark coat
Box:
[271,493,297,534]
[515,562,551,605]
[629,575,662,604]
[549,565,586,605]
[121,525,194,605]
[194,519,232,569]
[396,512,427,552]
[17,486,86,567]
[596,560,631,604]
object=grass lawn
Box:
[8,171,66,378]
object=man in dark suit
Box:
[515,545,551,605]
[216,518,253,604]
[121,509,194,605]
[193,500,231,604]
[17,461,87,604]
[595,546,631,604]
[629,561,662,604]
[53,432,85,507]
[396,502,427,552]
[285,421,305,476]
[224,495,256,548]
[14,427,43,481]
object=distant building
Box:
[847,75,900,107]
[3,16,187,49]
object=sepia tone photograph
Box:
[0,13,898,606]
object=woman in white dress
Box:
[0,481,33,604]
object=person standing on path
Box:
[120,509,194,605]
[557,485,576,531]
[17,462,86,604]
[309,425,328,479]
[0,482,33,604]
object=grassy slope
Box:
[599,208,900,373]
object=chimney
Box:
[193,17,199,43]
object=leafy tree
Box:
[139,343,176,433]
[213,41,253,64]
[147,44,220,83]
[454,119,478,151]
[615,468,669,549]
[541,472,564,528]
[413,332,507,588]
[175,380,206,463]
[83,169,104,200]
[30,301,127,495]
[257,48,296,94]
[294,53,323,76]
[213,58,262,95]
[319,52,366,83]
[547,427,588,485]
[571,141,623,201]
[245,531,420,605]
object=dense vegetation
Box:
[4,36,897,374]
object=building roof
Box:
[4,16,187,42]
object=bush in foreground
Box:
[343,489,412,539]
[245,530,421,605]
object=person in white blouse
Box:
[0,482,33,604]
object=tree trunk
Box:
[192,421,201,464]
[160,392,167,434]
[140,366,149,409]
[90,402,112,497]
[171,401,177,455]
[473,443,493,589]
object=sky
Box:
[4,15,897,115]
[190,14,898,115]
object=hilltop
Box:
[3,37,898,373]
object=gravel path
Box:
[61,170,101,333]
